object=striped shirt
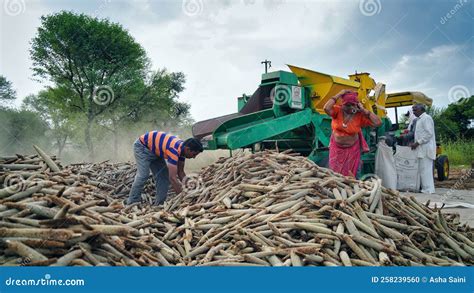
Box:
[139,131,185,165]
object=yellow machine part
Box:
[287,64,386,117]
[385,91,433,108]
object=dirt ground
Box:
[407,167,474,226]
[407,189,474,227]
[435,166,474,189]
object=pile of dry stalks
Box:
[0,148,472,266]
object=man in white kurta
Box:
[410,104,436,193]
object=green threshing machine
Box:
[192,64,433,177]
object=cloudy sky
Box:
[0,0,472,121]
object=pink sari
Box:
[329,132,368,177]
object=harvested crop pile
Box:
[0,148,174,266]
[0,148,473,266]
[68,161,156,202]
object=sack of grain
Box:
[394,145,420,191]
[375,140,397,190]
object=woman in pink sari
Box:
[323,90,381,177]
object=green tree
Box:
[0,108,50,154]
[96,69,189,157]
[441,96,474,139]
[30,11,148,159]
[22,87,78,156]
[428,96,474,141]
[0,75,16,106]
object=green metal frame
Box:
[208,108,313,150]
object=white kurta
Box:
[414,112,436,193]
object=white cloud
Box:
[1,0,358,117]
[1,0,472,125]
[129,0,358,121]
[378,44,473,107]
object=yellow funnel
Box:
[287,64,360,113]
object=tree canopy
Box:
[0,75,16,104]
[29,11,189,159]
[430,96,474,141]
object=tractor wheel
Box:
[436,155,449,181]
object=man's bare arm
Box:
[168,164,183,194]
[177,160,186,181]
